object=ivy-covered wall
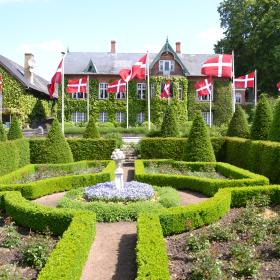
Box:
[61,76,188,128]
[187,80,232,125]
[0,66,53,125]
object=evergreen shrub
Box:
[7,115,23,140]
[160,106,179,137]
[83,117,100,139]
[0,122,7,141]
[268,98,280,141]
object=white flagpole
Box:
[61,52,66,134]
[232,50,235,113]
[87,75,90,121]
[126,82,129,129]
[254,69,257,106]
[147,51,151,130]
[209,81,212,127]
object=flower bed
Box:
[85,181,154,202]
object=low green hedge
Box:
[139,137,225,161]
[0,138,30,176]
[136,214,169,280]
[135,160,269,196]
[29,138,116,163]
[37,212,96,280]
[0,160,115,199]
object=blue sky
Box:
[0,0,224,80]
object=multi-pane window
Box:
[116,111,125,123]
[151,83,155,97]
[235,92,242,104]
[137,83,146,99]
[197,93,213,102]
[71,112,87,123]
[99,112,108,122]
[115,92,126,100]
[99,83,108,99]
[137,112,145,124]
[72,92,87,99]
[201,111,213,126]
[178,83,183,100]
[159,60,175,74]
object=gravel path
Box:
[178,190,208,205]
[33,192,66,207]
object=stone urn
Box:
[111,148,125,190]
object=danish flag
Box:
[194,77,213,96]
[66,77,88,93]
[119,54,147,82]
[277,82,280,92]
[107,79,126,93]
[234,71,255,88]
[0,75,2,93]
[48,59,63,97]
[160,80,171,98]
[201,54,232,78]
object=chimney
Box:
[175,42,181,54]
[24,53,35,84]
[111,40,116,54]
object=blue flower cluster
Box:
[84,181,154,202]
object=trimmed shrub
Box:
[268,98,280,141]
[0,122,7,141]
[160,106,179,137]
[44,119,73,163]
[227,106,250,138]
[251,94,272,140]
[7,115,23,140]
[83,116,100,139]
[185,111,216,162]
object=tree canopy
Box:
[215,0,280,94]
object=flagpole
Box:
[126,82,129,129]
[87,75,90,121]
[61,52,66,134]
[254,69,257,106]
[147,51,151,130]
[209,80,212,127]
[232,50,235,113]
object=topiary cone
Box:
[44,119,73,163]
[160,105,179,137]
[185,110,216,162]
[83,116,100,138]
[7,115,23,140]
[227,105,250,138]
[268,98,280,142]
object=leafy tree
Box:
[185,111,216,162]
[83,116,100,138]
[215,0,280,94]
[160,105,179,137]
[250,94,272,140]
[0,122,7,141]
[227,105,250,138]
[29,100,47,128]
[44,119,73,163]
[7,115,23,140]
[268,98,280,141]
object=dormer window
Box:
[159,60,175,75]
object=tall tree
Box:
[215,0,280,94]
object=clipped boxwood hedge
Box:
[0,138,30,176]
[29,138,116,163]
[0,160,115,199]
[134,160,269,196]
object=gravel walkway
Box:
[33,192,66,207]
[178,190,208,205]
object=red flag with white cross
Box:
[277,82,280,92]
[234,71,255,88]
[66,77,88,93]
[48,59,63,97]
[201,54,232,78]
[195,77,213,96]
[107,79,126,93]
[160,80,171,98]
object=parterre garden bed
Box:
[166,196,280,280]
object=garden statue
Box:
[111,148,125,190]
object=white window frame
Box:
[72,92,87,99]
[201,111,213,126]
[151,83,155,97]
[137,83,146,100]
[99,112,108,123]
[115,92,126,100]
[137,112,145,124]
[116,111,125,123]
[99,83,108,99]
[235,92,242,104]
[159,60,175,74]
[197,93,213,102]
[71,112,87,123]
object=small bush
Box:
[83,116,100,139]
[0,223,21,248]
[0,264,23,280]
[185,233,210,253]
[185,111,216,162]
[273,235,280,257]
[7,115,23,140]
[227,105,250,138]
[268,98,280,141]
[160,106,179,137]
[208,223,237,242]
[0,122,7,141]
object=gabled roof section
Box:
[150,39,190,75]
[0,54,50,98]
[83,59,97,73]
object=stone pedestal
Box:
[111,148,125,190]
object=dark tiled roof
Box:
[0,55,49,97]
[64,52,217,77]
